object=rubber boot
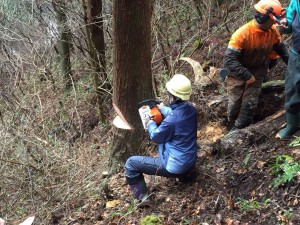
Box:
[129,180,148,201]
[276,112,300,139]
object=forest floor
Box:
[54,86,300,225]
[55,1,300,224]
[58,67,300,225]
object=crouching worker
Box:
[125,74,198,202]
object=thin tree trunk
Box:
[52,0,72,89]
[82,0,105,122]
[89,0,111,91]
[109,0,153,172]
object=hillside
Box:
[1,0,299,224]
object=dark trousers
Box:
[227,66,267,128]
[285,51,300,113]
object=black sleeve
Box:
[273,41,289,65]
[224,48,252,80]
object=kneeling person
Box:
[125,74,198,201]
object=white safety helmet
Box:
[166,74,192,100]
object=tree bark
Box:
[109,0,153,172]
[52,0,72,89]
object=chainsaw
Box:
[138,99,163,129]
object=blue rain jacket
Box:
[147,101,197,174]
[285,0,300,53]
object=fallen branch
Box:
[214,109,286,153]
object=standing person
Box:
[224,0,289,131]
[276,0,300,139]
[125,74,198,202]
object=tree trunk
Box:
[82,0,105,122]
[52,0,72,89]
[109,0,153,172]
[89,0,111,91]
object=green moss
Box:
[140,215,162,225]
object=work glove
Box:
[149,106,163,124]
[157,102,172,117]
[276,18,288,32]
[246,75,256,87]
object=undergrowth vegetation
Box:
[0,72,112,223]
[0,0,298,224]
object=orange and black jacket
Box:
[224,20,289,80]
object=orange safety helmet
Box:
[254,0,283,20]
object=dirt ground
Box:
[57,69,300,225]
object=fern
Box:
[288,135,300,147]
[271,155,300,188]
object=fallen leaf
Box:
[227,198,235,209]
[257,161,266,169]
[106,200,120,208]
[293,197,298,205]
[216,166,225,173]
[225,217,234,225]
[292,149,300,159]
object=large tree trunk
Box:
[109,0,153,172]
[52,0,72,89]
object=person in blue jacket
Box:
[276,0,300,139]
[125,74,198,201]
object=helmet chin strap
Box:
[168,92,182,105]
[168,92,174,105]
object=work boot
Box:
[224,126,239,139]
[276,112,300,139]
[229,126,239,133]
[128,180,149,201]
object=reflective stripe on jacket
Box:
[224,20,287,80]
[147,101,197,174]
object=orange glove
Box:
[150,107,163,124]
[246,75,256,86]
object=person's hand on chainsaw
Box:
[246,75,255,87]
[157,102,164,110]
[157,102,173,117]
[149,106,163,124]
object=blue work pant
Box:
[125,156,188,185]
